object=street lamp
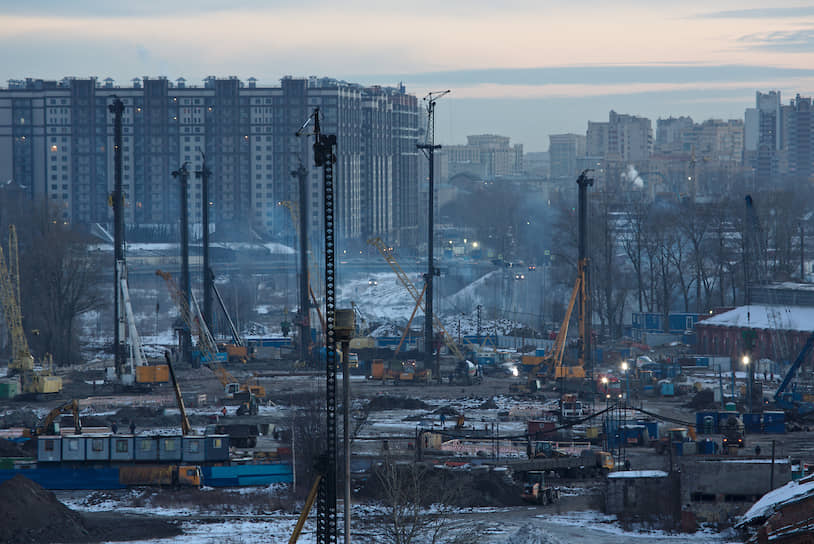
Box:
[743,355,752,411]
[621,362,630,401]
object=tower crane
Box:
[0,226,62,394]
[367,237,466,362]
[0,225,34,372]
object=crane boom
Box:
[0,226,33,371]
[367,237,465,361]
[164,351,191,435]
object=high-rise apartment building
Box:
[548,133,586,179]
[443,134,523,180]
[0,76,419,244]
[607,110,652,162]
[745,91,782,182]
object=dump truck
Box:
[515,447,614,478]
[521,471,560,505]
[119,465,201,487]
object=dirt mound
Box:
[114,406,163,421]
[478,397,499,409]
[430,405,461,417]
[0,408,39,429]
[0,438,28,457]
[367,395,429,411]
[0,475,90,544]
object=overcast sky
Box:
[5,1,814,151]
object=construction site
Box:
[2,103,814,544]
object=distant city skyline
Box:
[5,1,814,150]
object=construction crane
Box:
[0,225,34,372]
[156,269,221,364]
[164,352,191,435]
[116,260,147,384]
[511,276,582,394]
[0,226,62,394]
[209,269,252,363]
[367,236,466,362]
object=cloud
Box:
[738,28,814,52]
[361,64,814,88]
[697,6,814,19]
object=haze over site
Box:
[5,1,814,150]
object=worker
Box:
[755,444,762,457]
[221,406,227,416]
[129,421,136,434]
[111,422,118,434]
[440,413,446,428]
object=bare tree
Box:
[3,203,104,365]
[375,461,470,544]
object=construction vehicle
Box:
[509,270,582,395]
[560,393,587,421]
[519,447,614,477]
[451,360,482,385]
[0,225,62,395]
[774,330,814,418]
[720,415,745,449]
[521,471,560,505]
[119,465,202,487]
[36,399,81,436]
[164,351,191,435]
[210,269,252,363]
[397,359,432,383]
[654,427,697,454]
[368,237,468,365]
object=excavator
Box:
[36,399,81,436]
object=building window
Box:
[92,439,104,452]
[44,439,55,451]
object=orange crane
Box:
[367,237,465,361]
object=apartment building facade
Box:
[0,76,420,244]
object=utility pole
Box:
[109,97,127,381]
[576,170,594,383]
[172,162,192,365]
[292,162,311,362]
[196,154,212,334]
[417,90,449,380]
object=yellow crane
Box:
[0,226,61,394]
[0,225,34,372]
[367,237,466,361]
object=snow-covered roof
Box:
[739,476,814,525]
[608,470,668,479]
[697,305,814,333]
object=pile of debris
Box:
[366,395,429,411]
[0,475,90,543]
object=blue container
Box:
[660,383,675,396]
[697,439,715,454]
[743,413,762,433]
[535,348,546,357]
[763,411,786,434]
